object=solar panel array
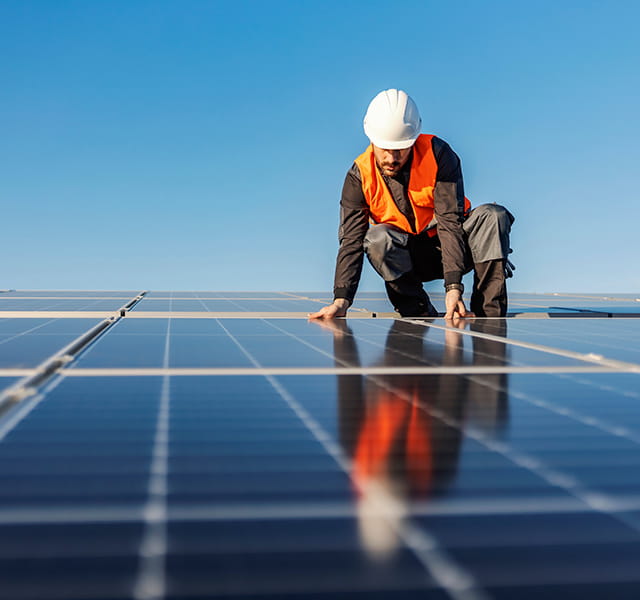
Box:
[0,290,639,599]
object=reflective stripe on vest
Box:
[354,133,470,236]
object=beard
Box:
[380,162,401,176]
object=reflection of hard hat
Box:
[363,89,422,150]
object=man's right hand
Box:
[308,299,350,320]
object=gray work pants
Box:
[363,204,514,316]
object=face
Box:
[372,144,413,177]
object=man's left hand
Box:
[444,289,472,320]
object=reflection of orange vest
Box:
[353,391,432,497]
[354,134,471,236]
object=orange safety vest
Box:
[354,134,471,236]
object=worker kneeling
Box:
[310,89,514,321]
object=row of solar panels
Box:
[0,291,639,599]
[0,290,639,315]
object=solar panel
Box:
[0,290,638,599]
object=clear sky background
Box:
[1,0,639,294]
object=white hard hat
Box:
[363,89,422,149]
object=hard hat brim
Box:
[366,135,418,150]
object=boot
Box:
[385,274,438,317]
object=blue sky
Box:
[1,0,639,294]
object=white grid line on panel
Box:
[0,318,64,347]
[56,365,630,377]
[133,315,171,600]
[0,370,36,376]
[5,494,640,527]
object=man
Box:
[310,89,514,320]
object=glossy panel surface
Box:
[3,369,640,598]
[132,298,328,312]
[71,318,600,369]
[0,299,130,311]
[0,291,139,298]
[1,290,639,599]
[499,318,640,362]
[0,319,101,368]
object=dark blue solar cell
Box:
[0,377,19,393]
[168,453,339,475]
[0,291,137,298]
[170,335,255,367]
[447,541,640,587]
[0,299,127,310]
[487,581,640,600]
[0,455,151,476]
[0,474,149,508]
[132,299,214,311]
[0,521,144,558]
[0,319,102,368]
[107,318,169,334]
[167,518,372,555]
[0,555,139,600]
[418,511,640,547]
[165,319,226,334]
[74,334,168,367]
[165,547,436,597]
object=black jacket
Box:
[334,136,467,303]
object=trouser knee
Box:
[468,203,513,230]
[363,224,413,281]
[464,203,514,263]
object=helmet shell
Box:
[363,89,422,149]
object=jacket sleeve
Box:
[432,137,467,286]
[333,164,370,303]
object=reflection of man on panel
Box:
[318,318,509,558]
[310,89,514,321]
